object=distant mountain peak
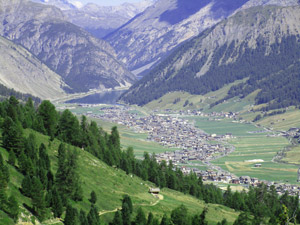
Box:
[31,0,79,10]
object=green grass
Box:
[144,79,248,111]
[212,135,299,183]
[281,145,300,165]
[3,129,238,224]
[189,117,262,137]
[257,109,300,131]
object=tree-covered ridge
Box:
[120,30,300,110]
[0,83,40,104]
[0,96,300,224]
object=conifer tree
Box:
[160,214,170,225]
[2,117,24,155]
[37,100,58,139]
[21,174,32,197]
[50,188,63,218]
[31,177,47,221]
[122,195,133,213]
[80,209,89,225]
[0,153,9,211]
[7,195,19,222]
[171,204,189,225]
[64,205,80,225]
[89,190,97,204]
[122,202,131,225]
[8,150,16,167]
[135,207,147,225]
[112,210,123,225]
[147,212,154,225]
[87,204,101,225]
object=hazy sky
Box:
[70,0,144,7]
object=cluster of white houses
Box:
[180,167,300,196]
[86,106,233,161]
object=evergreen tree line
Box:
[0,152,19,222]
[0,96,82,222]
[0,83,40,104]
[122,35,300,111]
[1,96,300,223]
[111,195,214,225]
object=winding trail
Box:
[98,192,164,216]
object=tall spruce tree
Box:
[7,195,19,222]
[37,100,58,139]
[112,210,123,225]
[135,207,147,225]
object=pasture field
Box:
[258,109,300,131]
[65,104,298,184]
[281,145,300,165]
[212,135,299,183]
[188,117,262,137]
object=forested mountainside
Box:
[1,96,300,224]
[0,36,67,100]
[105,0,300,72]
[120,5,300,110]
[0,0,136,93]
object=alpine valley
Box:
[0,0,136,95]
[1,0,300,225]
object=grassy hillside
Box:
[1,129,239,224]
[144,79,249,112]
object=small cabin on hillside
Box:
[149,188,160,194]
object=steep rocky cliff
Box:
[0,0,136,93]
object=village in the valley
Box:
[69,104,300,197]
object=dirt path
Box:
[99,207,122,216]
[98,192,164,216]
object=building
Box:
[149,188,160,194]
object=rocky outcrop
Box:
[0,0,136,93]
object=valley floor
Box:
[61,103,300,192]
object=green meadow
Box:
[1,129,239,224]
[65,104,298,185]
[189,117,262,137]
[212,135,299,183]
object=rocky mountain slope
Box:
[0,36,67,100]
[64,0,155,38]
[120,5,300,109]
[30,0,78,10]
[0,0,136,93]
[105,0,300,72]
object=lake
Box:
[65,90,126,104]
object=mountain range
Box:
[0,0,136,95]
[105,0,300,73]
[64,0,155,38]
[120,3,300,110]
